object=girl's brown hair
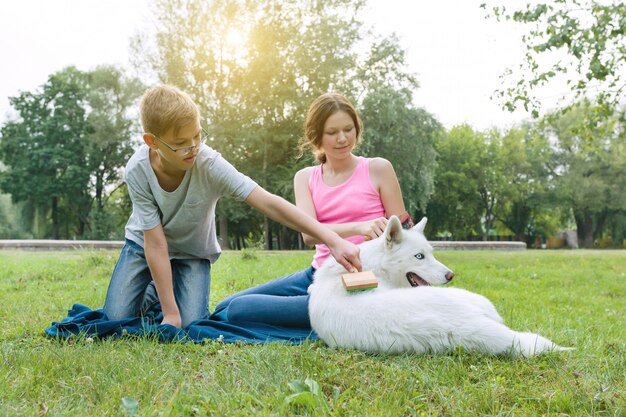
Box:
[298,93,363,163]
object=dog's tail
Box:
[512,332,574,357]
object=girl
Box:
[211,93,412,329]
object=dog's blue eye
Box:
[415,253,424,260]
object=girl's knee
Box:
[226,296,256,322]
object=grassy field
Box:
[0,248,624,416]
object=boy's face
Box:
[145,120,204,171]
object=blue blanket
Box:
[44,304,318,344]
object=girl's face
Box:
[320,110,357,160]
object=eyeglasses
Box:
[148,132,207,156]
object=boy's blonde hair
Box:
[139,84,200,136]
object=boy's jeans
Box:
[103,239,211,328]
[210,266,315,328]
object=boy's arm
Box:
[143,225,181,328]
[245,186,362,273]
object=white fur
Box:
[308,216,573,357]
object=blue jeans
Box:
[103,239,211,328]
[210,266,315,328]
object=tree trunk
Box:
[219,217,230,249]
[297,233,304,250]
[95,172,104,210]
[279,225,292,250]
[593,210,607,243]
[264,217,272,250]
[575,210,594,248]
[51,197,59,240]
[482,213,494,242]
[32,204,40,238]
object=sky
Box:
[0,0,568,131]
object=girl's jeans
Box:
[103,239,211,328]
[210,266,315,328]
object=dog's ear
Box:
[384,215,403,249]
[413,217,428,234]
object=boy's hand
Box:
[328,239,362,273]
[161,312,182,328]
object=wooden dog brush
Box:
[339,235,378,292]
[341,271,378,292]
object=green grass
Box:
[1,249,625,416]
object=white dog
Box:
[308,216,572,357]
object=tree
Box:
[475,129,513,240]
[82,66,145,239]
[603,129,626,245]
[359,86,441,216]
[136,0,423,248]
[134,0,366,248]
[484,1,625,122]
[0,66,143,239]
[539,102,626,247]
[492,125,553,243]
[0,67,89,238]
[231,0,364,248]
[426,125,486,240]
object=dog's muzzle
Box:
[406,272,430,287]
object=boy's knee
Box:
[103,304,135,321]
[179,297,209,327]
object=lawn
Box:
[1,249,624,416]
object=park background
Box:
[0,0,624,250]
[0,2,625,415]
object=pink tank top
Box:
[309,157,385,269]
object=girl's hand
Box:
[361,217,388,240]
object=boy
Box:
[103,85,361,328]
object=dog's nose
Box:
[445,271,454,281]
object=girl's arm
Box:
[368,157,407,219]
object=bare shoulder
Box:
[294,166,314,183]
[367,157,399,191]
[367,157,394,175]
